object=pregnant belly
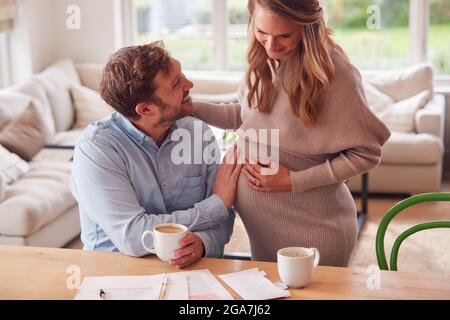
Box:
[235,171,357,229]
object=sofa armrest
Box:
[415,94,445,138]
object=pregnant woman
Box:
[186,0,391,266]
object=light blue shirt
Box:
[70,112,235,258]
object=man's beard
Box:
[153,97,182,127]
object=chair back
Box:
[376,192,450,271]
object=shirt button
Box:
[163,182,167,188]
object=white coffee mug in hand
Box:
[277,247,320,288]
[141,223,188,262]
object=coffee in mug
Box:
[141,223,188,262]
[277,247,320,288]
[155,226,185,234]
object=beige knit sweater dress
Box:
[193,50,391,266]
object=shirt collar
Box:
[114,112,179,146]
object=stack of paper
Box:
[165,269,234,300]
[162,273,189,300]
[74,269,234,300]
[219,268,291,300]
[74,274,166,300]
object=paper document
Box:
[74,269,235,300]
[163,269,234,300]
[74,274,165,300]
[219,268,291,300]
[162,273,189,300]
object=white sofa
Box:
[0,59,445,249]
[0,60,86,247]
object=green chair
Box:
[376,192,450,271]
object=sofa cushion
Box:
[0,91,54,142]
[34,59,81,132]
[363,81,395,115]
[368,63,433,102]
[382,132,444,165]
[0,104,46,161]
[0,91,29,130]
[9,79,55,135]
[0,161,75,237]
[71,84,114,129]
[377,90,431,133]
[0,145,29,185]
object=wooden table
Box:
[1,245,449,300]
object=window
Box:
[227,0,248,71]
[326,0,410,70]
[130,0,449,76]
[428,0,450,75]
[133,0,214,70]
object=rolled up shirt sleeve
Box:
[195,208,235,258]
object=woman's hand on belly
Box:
[242,158,293,192]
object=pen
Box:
[159,275,168,300]
[99,289,106,300]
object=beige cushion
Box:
[0,91,31,131]
[70,84,114,129]
[378,90,431,133]
[0,104,46,161]
[382,132,444,165]
[363,81,395,115]
[368,63,433,102]
[0,91,54,142]
[9,79,56,135]
[0,161,75,236]
[34,59,81,132]
[0,145,29,185]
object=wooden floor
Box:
[66,180,450,273]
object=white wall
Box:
[10,0,55,84]
[9,0,117,84]
[51,0,116,66]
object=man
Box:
[70,41,241,269]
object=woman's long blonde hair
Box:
[247,0,347,127]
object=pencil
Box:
[158,275,168,300]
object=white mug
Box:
[141,223,188,262]
[277,247,320,288]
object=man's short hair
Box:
[100,41,171,120]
